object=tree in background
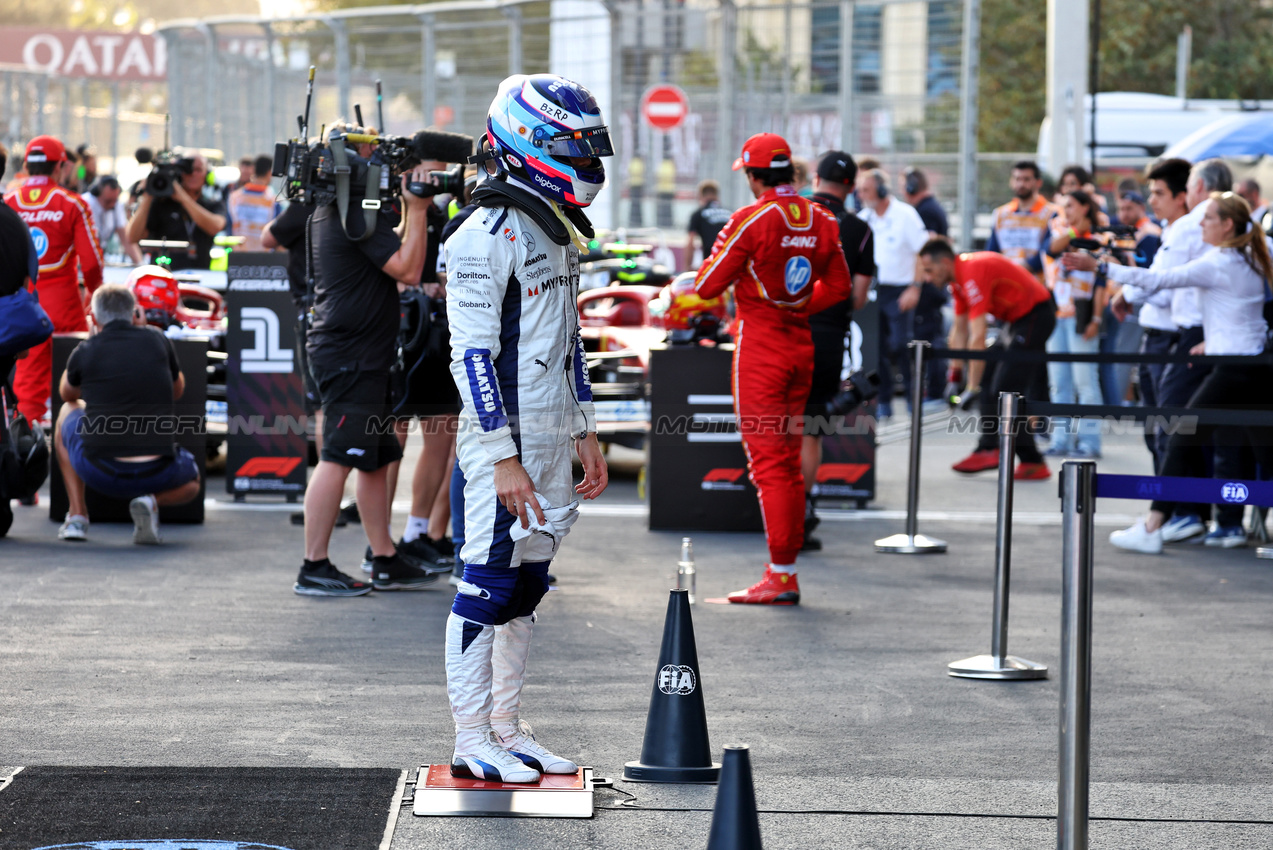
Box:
[979,0,1273,154]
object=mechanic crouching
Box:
[54,285,201,545]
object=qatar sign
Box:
[0,27,166,81]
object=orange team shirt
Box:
[694,185,852,329]
[950,252,1052,324]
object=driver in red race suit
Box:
[3,135,103,425]
[694,133,854,605]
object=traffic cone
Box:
[706,745,763,849]
[623,589,721,783]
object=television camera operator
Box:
[125,149,227,271]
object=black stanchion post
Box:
[875,340,947,554]
[1058,460,1095,850]
[949,393,1047,680]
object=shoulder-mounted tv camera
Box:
[271,69,472,241]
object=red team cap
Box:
[25,135,67,164]
[732,133,792,171]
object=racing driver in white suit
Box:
[443,73,610,783]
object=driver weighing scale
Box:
[413,765,599,818]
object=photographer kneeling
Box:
[54,285,201,544]
[124,150,226,271]
[296,161,440,596]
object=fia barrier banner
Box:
[1095,473,1273,507]
[812,299,879,506]
[225,252,307,499]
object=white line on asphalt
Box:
[379,768,409,850]
[202,500,1139,527]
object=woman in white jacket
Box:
[1063,192,1273,552]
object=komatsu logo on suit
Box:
[524,252,548,267]
[470,354,498,412]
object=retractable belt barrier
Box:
[1057,464,1273,850]
[943,347,1273,366]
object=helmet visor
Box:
[540,126,615,158]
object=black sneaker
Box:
[398,536,456,575]
[372,554,440,591]
[294,560,373,597]
[801,534,823,552]
[361,545,375,575]
[338,500,361,525]
[431,536,456,557]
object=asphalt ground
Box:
[2,413,1272,849]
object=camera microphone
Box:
[408,130,475,165]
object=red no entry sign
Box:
[641,84,690,131]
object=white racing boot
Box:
[446,612,539,783]
[491,614,579,775]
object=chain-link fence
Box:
[132,1,1024,239]
[1,64,167,172]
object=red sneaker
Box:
[727,566,800,605]
[1014,461,1051,481]
[952,449,1000,474]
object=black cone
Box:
[623,589,721,783]
[706,745,763,849]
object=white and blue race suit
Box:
[443,194,596,743]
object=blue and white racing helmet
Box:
[487,74,614,208]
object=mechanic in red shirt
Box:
[4,135,103,425]
[695,133,854,605]
[918,240,1055,479]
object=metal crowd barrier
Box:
[874,340,947,554]
[1055,463,1273,849]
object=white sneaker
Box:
[129,495,161,545]
[451,728,542,784]
[498,720,579,775]
[1110,520,1163,554]
[58,514,89,541]
[1161,514,1205,544]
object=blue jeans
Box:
[1099,304,1142,406]
[1046,316,1102,455]
[876,285,915,409]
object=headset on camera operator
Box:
[125,149,226,271]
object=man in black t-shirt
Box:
[296,164,440,597]
[901,166,951,403]
[53,285,201,545]
[685,180,732,270]
[803,151,877,550]
[124,151,227,271]
[261,200,320,418]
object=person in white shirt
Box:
[83,176,142,263]
[856,167,930,417]
[1064,192,1273,553]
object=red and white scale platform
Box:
[413,764,598,818]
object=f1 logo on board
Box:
[1221,482,1250,503]
[701,468,746,491]
[816,463,870,484]
[236,457,303,478]
[240,307,293,373]
[784,255,812,295]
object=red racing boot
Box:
[1013,461,1051,481]
[728,566,800,605]
[952,448,1000,473]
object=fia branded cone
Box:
[705,744,763,850]
[623,589,721,783]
